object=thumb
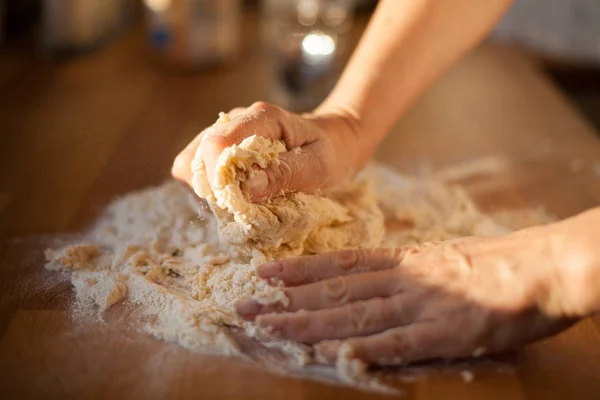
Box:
[246,147,327,201]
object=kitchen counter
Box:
[1,16,600,400]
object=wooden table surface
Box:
[1,15,600,400]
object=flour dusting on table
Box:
[45,161,550,391]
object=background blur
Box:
[1,0,599,125]
[0,0,599,235]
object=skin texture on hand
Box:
[235,227,583,366]
[171,102,368,201]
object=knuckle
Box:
[347,300,372,334]
[388,294,411,324]
[386,278,404,296]
[267,159,294,192]
[364,298,387,333]
[332,250,359,272]
[171,153,189,178]
[290,312,312,342]
[373,297,388,319]
[202,134,232,154]
[261,168,280,195]
[296,260,309,283]
[354,249,367,269]
[386,248,405,264]
[370,248,403,271]
[322,276,350,306]
[387,330,409,358]
[251,101,278,115]
[278,159,294,190]
[390,248,406,268]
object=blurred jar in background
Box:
[262,0,355,112]
[144,0,241,70]
[0,0,4,45]
[42,0,128,53]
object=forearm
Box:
[316,0,514,148]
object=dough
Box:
[191,113,385,260]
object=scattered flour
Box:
[45,145,551,390]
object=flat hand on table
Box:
[236,232,575,366]
[171,102,368,201]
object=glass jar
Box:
[144,0,242,70]
[261,0,355,112]
[41,0,123,53]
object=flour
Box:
[45,156,549,390]
[45,181,312,363]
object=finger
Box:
[198,119,276,187]
[200,102,316,186]
[257,248,402,286]
[232,101,319,148]
[203,102,325,191]
[314,340,342,365]
[246,144,328,200]
[172,106,245,185]
[237,269,404,320]
[173,106,247,186]
[253,293,421,344]
[197,106,278,186]
[171,131,206,184]
[315,321,441,366]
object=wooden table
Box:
[1,15,600,400]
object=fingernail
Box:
[257,261,284,280]
[247,170,269,200]
[335,250,359,271]
[235,299,263,321]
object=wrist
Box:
[541,209,600,317]
[312,102,382,152]
[310,103,364,141]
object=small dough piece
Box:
[191,113,385,259]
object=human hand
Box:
[236,230,578,366]
[171,102,371,201]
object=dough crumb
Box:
[252,289,289,307]
[461,370,475,383]
[472,346,487,357]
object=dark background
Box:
[2,0,599,131]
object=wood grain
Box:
[1,14,600,400]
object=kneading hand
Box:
[171,102,371,201]
[235,227,583,366]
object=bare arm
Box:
[318,0,515,151]
[172,0,515,199]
